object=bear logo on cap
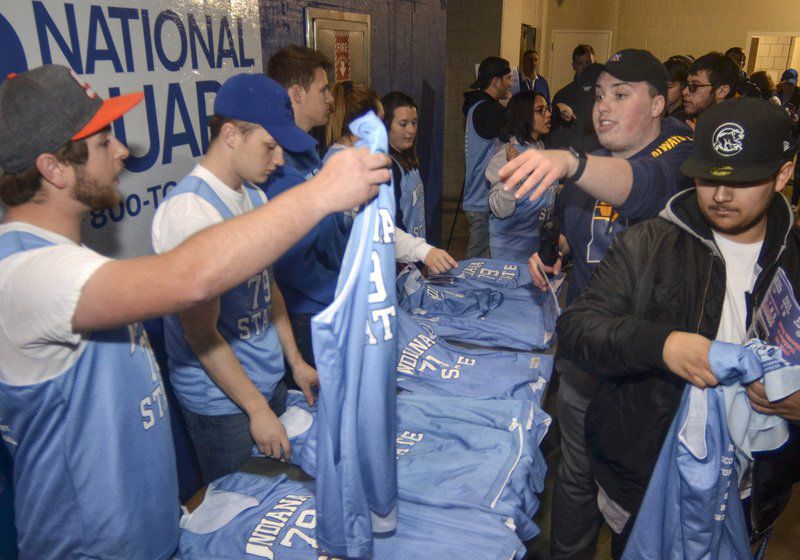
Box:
[712,123,744,157]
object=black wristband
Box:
[567,147,588,182]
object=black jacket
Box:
[557,188,800,541]
[461,90,505,140]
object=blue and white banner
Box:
[1,1,263,257]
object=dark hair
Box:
[267,45,333,90]
[522,49,538,58]
[382,91,419,170]
[0,139,88,206]
[501,91,547,143]
[208,115,257,143]
[689,52,740,99]
[724,46,745,58]
[326,81,382,147]
[572,44,595,62]
[664,57,690,84]
[749,71,776,98]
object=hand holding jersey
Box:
[0,65,388,559]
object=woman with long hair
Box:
[323,82,456,273]
[485,91,559,262]
[382,91,426,239]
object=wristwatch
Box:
[567,146,588,182]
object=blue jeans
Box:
[181,382,288,484]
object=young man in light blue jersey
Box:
[462,56,512,258]
[152,74,320,482]
[0,64,388,559]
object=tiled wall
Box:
[753,35,794,83]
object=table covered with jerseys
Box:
[178,258,561,559]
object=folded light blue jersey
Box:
[311,113,398,558]
[395,394,550,540]
[251,391,317,477]
[179,473,336,560]
[373,499,527,560]
[430,258,532,289]
[398,267,557,350]
[181,472,525,560]
[622,385,752,560]
[396,309,552,404]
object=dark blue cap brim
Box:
[265,122,317,153]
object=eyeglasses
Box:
[684,82,714,93]
[534,105,552,115]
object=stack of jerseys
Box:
[179,472,527,559]
[397,260,560,351]
[252,390,550,548]
[395,309,552,406]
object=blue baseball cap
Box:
[780,68,798,85]
[213,73,316,152]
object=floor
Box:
[440,199,800,559]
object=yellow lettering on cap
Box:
[709,166,734,177]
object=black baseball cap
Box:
[470,56,511,89]
[600,49,669,99]
[681,97,796,183]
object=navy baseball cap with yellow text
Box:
[600,49,669,99]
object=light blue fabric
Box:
[429,258,532,289]
[160,176,285,416]
[623,338,797,560]
[396,309,552,405]
[489,141,558,263]
[709,340,792,477]
[179,473,320,559]
[621,384,752,560]
[463,100,496,212]
[395,394,550,542]
[180,472,527,560]
[393,159,426,238]
[311,112,398,558]
[0,232,179,560]
[397,266,559,351]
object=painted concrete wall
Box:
[259,0,447,243]
[442,0,503,210]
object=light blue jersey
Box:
[396,309,552,404]
[398,267,558,351]
[160,176,285,416]
[373,499,527,560]
[431,258,532,290]
[464,100,496,212]
[489,142,558,262]
[395,394,550,541]
[621,384,751,560]
[0,231,179,559]
[180,472,526,560]
[311,113,398,558]
[179,473,338,560]
[392,157,426,239]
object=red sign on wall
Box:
[334,29,351,81]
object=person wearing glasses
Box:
[682,52,739,124]
[664,56,690,121]
[497,49,694,560]
[485,91,559,262]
